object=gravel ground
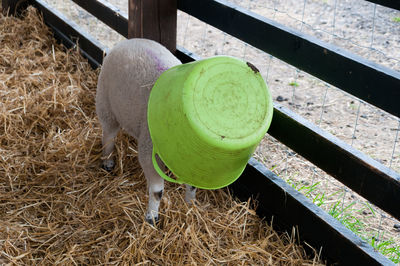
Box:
[15,0,400,261]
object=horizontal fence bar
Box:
[33,0,108,68]
[176,45,202,62]
[70,0,128,38]
[365,0,400,10]
[176,48,400,222]
[229,158,393,266]
[177,0,400,118]
[270,104,400,221]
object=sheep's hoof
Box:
[102,160,115,172]
[145,215,160,226]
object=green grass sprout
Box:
[286,178,400,263]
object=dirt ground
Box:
[6,0,400,261]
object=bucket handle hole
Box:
[152,147,180,183]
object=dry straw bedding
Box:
[0,7,323,265]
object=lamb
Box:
[96,38,197,224]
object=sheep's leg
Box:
[101,121,120,171]
[185,184,197,203]
[138,136,164,225]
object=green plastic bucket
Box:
[148,56,273,189]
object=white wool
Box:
[96,39,195,224]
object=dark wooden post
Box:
[2,0,33,16]
[128,0,177,53]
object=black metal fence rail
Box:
[365,0,400,10]
[37,0,107,68]
[70,0,128,37]
[270,104,400,219]
[2,0,398,265]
